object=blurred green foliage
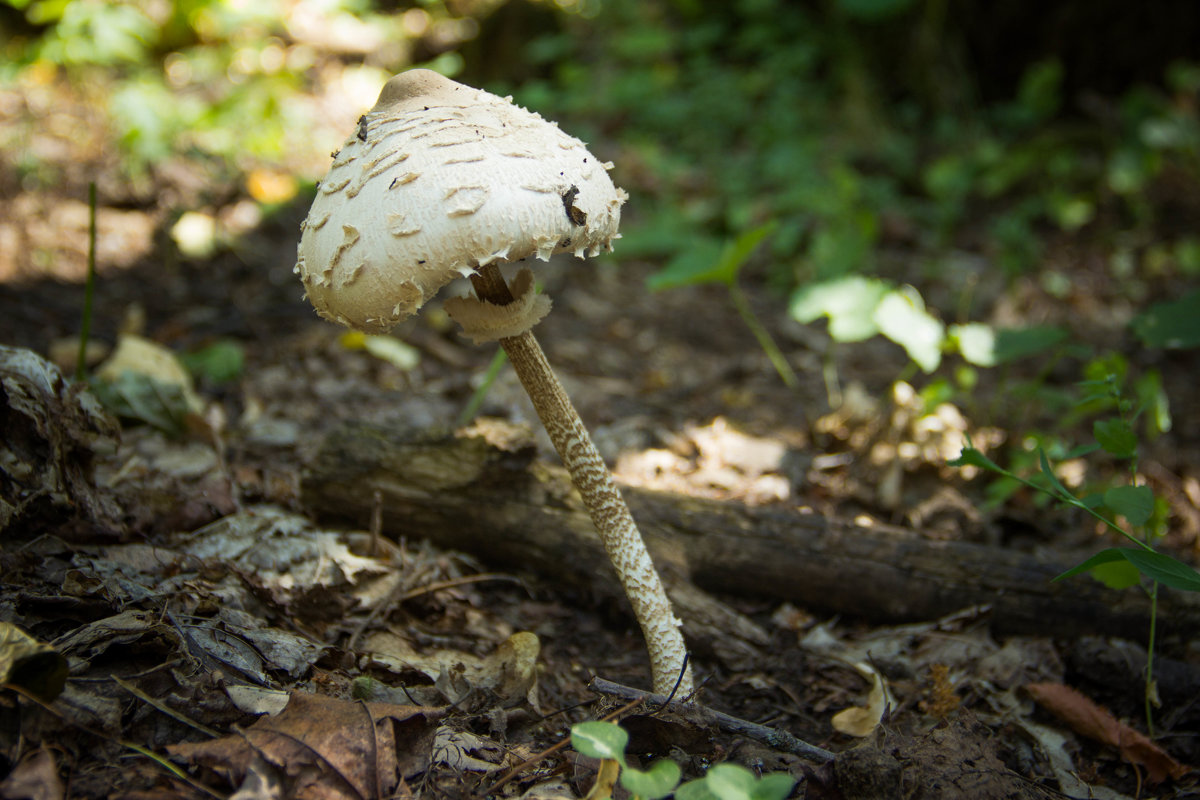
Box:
[3,1,1197,418]
[0,0,431,180]
[517,0,1200,291]
[5,0,1198,289]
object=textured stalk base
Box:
[470,264,692,696]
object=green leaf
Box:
[1132,289,1200,349]
[714,220,779,284]
[1134,368,1172,436]
[1104,485,1155,526]
[1056,548,1200,592]
[1094,419,1137,459]
[991,325,1068,363]
[646,238,727,291]
[647,221,778,291]
[752,773,798,800]
[675,779,719,800]
[836,0,916,21]
[181,339,245,383]
[571,721,628,763]
[1089,558,1144,590]
[874,287,945,372]
[948,447,1004,473]
[1055,548,1129,582]
[1122,549,1200,592]
[789,276,890,342]
[1064,442,1101,459]
[950,323,1068,367]
[703,764,756,800]
[949,323,997,366]
[621,759,682,799]
[1036,448,1071,498]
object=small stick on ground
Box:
[588,676,835,764]
[479,696,645,798]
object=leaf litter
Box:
[3,242,1200,798]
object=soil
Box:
[2,95,1200,800]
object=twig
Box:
[346,572,523,651]
[479,696,644,798]
[113,675,221,738]
[2,682,224,799]
[588,676,835,764]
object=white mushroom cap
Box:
[295,69,628,334]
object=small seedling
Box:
[570,720,795,800]
[648,220,799,388]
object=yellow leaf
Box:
[582,759,621,800]
[246,168,298,205]
[832,662,891,737]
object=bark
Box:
[300,420,1200,645]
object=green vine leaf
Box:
[621,759,682,799]
[1056,548,1200,592]
[1094,418,1137,459]
[1104,485,1155,526]
[571,721,628,764]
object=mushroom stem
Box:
[469,263,693,697]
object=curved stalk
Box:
[469,263,692,696]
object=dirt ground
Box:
[3,97,1200,799]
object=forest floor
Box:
[3,97,1200,799]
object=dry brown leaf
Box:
[169,691,443,799]
[0,745,64,800]
[1025,682,1191,783]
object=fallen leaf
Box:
[1025,682,1191,783]
[518,779,575,800]
[431,727,508,772]
[225,684,291,717]
[582,758,621,800]
[832,662,891,737]
[364,630,540,708]
[93,333,205,429]
[227,755,283,800]
[0,623,68,701]
[1014,718,1135,800]
[178,507,389,619]
[0,745,64,800]
[169,691,443,799]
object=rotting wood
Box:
[300,420,1200,645]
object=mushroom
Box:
[295,69,692,696]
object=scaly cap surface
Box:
[295,69,626,333]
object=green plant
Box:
[570,720,796,800]
[76,181,98,383]
[789,275,944,375]
[456,347,508,427]
[1132,288,1200,350]
[950,365,1200,734]
[787,273,1071,409]
[180,339,246,384]
[647,220,798,387]
[0,0,481,182]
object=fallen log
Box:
[300,420,1200,645]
